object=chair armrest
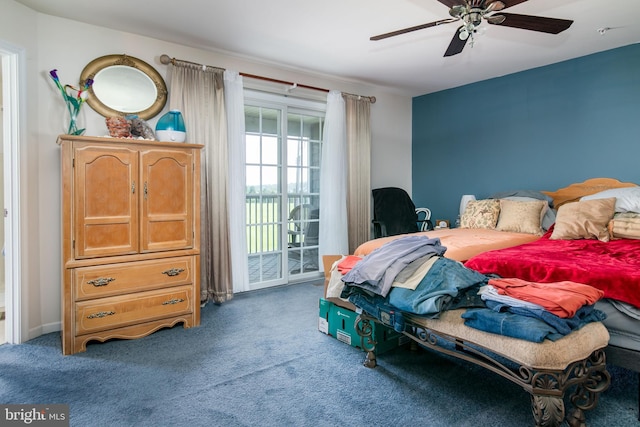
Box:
[415,208,433,231]
[372,220,388,238]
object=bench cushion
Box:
[405,309,610,370]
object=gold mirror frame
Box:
[80,54,168,120]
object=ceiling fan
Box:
[370,0,573,57]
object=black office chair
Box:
[372,187,433,238]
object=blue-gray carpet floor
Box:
[0,281,637,426]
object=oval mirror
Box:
[80,54,167,120]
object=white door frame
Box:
[1,41,23,344]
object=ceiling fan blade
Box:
[484,1,505,13]
[370,18,457,41]
[489,12,573,34]
[449,5,466,18]
[486,14,506,24]
[499,0,529,9]
[437,0,466,8]
[437,0,526,8]
[444,27,469,57]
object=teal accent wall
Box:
[412,43,640,225]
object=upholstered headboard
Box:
[542,178,637,208]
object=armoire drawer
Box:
[75,285,193,335]
[73,256,195,300]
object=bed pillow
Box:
[580,186,640,213]
[460,199,500,229]
[499,196,555,231]
[550,198,616,242]
[488,191,556,230]
[608,212,640,240]
[489,190,552,204]
[495,199,546,235]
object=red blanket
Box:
[465,229,640,308]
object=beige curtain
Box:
[168,62,233,303]
[344,95,372,254]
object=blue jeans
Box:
[462,308,561,342]
[389,258,488,317]
[484,300,606,335]
[342,286,405,332]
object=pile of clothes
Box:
[334,235,606,343]
[463,277,605,342]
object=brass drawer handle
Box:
[162,268,185,277]
[162,298,185,305]
[87,277,115,287]
[87,311,115,319]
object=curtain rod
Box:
[159,54,376,103]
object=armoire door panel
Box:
[74,146,139,258]
[140,149,194,252]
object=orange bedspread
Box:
[353,228,540,262]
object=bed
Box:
[464,229,640,337]
[351,179,640,361]
[463,178,640,419]
[326,178,640,425]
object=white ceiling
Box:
[15,0,640,96]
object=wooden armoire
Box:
[58,135,203,355]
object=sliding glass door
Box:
[245,94,324,289]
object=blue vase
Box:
[155,110,186,142]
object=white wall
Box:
[0,70,4,313]
[4,0,412,339]
[369,95,413,191]
[0,0,41,342]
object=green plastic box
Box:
[318,298,407,355]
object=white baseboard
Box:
[28,321,61,341]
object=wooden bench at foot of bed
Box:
[355,309,611,427]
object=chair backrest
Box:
[289,204,314,230]
[288,204,319,246]
[372,187,419,237]
[304,208,319,246]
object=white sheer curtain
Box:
[319,91,349,258]
[224,70,250,293]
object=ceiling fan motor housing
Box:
[451,1,504,30]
